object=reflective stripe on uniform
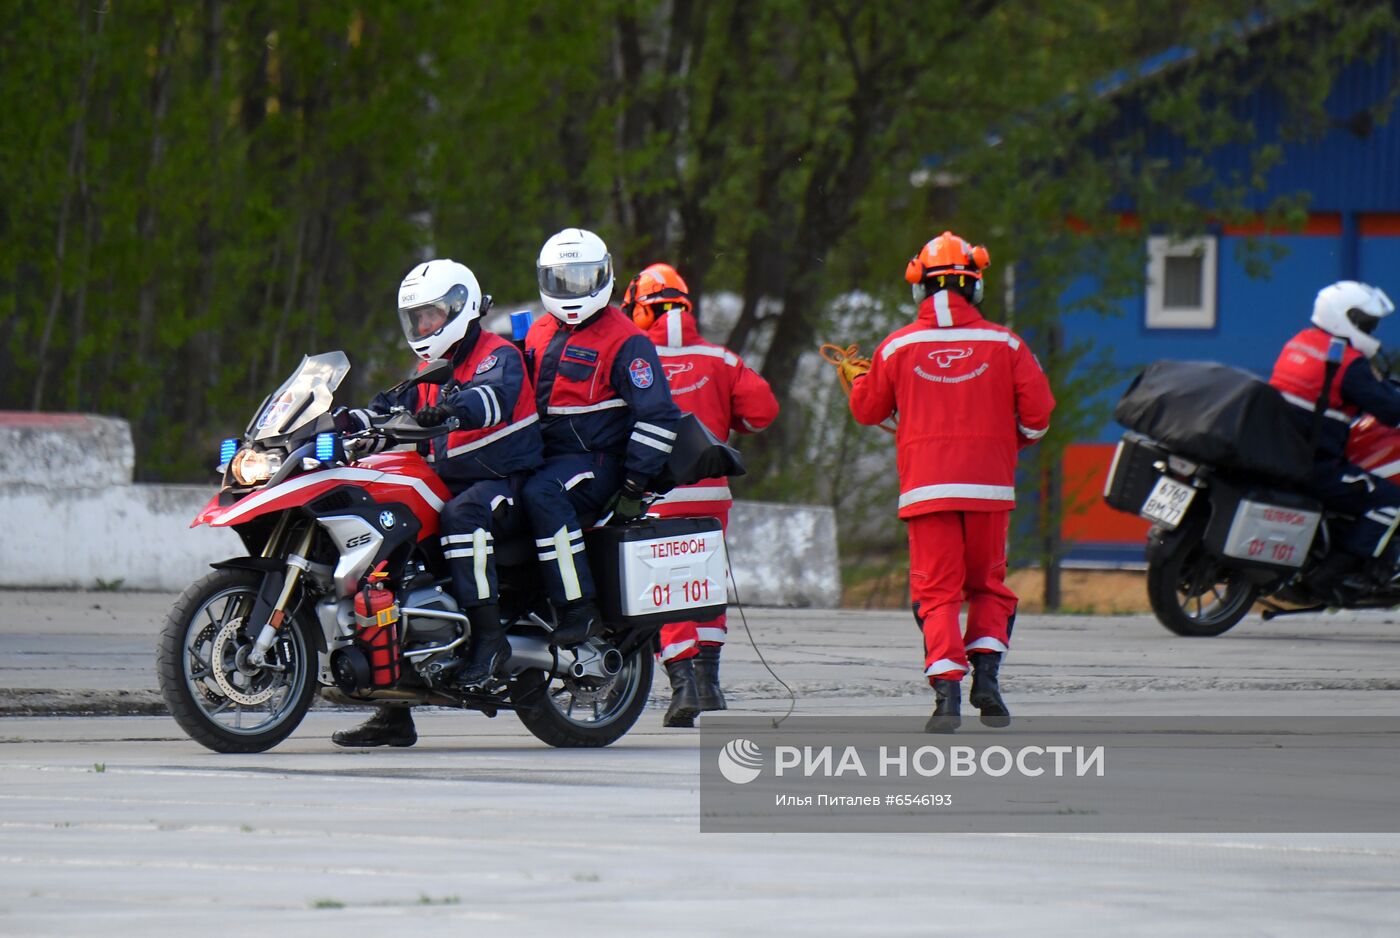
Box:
[444,412,540,457]
[1279,391,1352,423]
[924,658,967,676]
[898,483,1015,508]
[881,328,1019,360]
[655,345,739,366]
[966,636,1009,654]
[660,638,697,662]
[546,400,629,415]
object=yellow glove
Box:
[820,342,896,435]
[821,344,872,395]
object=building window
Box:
[1146,235,1217,329]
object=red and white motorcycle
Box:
[157,351,731,752]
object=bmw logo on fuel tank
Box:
[379,511,396,530]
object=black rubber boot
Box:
[924,679,962,734]
[969,652,1010,727]
[694,644,727,712]
[331,705,417,748]
[552,600,602,647]
[663,658,702,728]
[453,605,510,690]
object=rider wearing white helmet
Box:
[333,259,545,749]
[521,228,683,647]
[1269,280,1400,585]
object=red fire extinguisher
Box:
[354,561,401,688]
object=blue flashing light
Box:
[219,438,238,466]
[510,310,534,341]
[315,432,336,463]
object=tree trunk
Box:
[32,8,102,410]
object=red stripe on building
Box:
[1221,213,1342,236]
[1061,443,1151,543]
[1359,213,1400,236]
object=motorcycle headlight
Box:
[229,448,283,486]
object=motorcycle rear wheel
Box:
[1147,535,1259,637]
[511,644,653,748]
[157,567,318,753]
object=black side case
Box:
[1103,432,1171,514]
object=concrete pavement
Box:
[4,591,1400,935]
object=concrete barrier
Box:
[0,413,133,489]
[0,413,839,605]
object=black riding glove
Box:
[612,478,648,522]
[414,404,452,427]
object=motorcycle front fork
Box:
[248,520,316,669]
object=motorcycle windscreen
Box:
[248,350,351,442]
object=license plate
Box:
[1140,476,1196,528]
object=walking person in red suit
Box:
[622,263,779,727]
[844,231,1054,732]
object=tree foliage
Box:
[2,2,1394,540]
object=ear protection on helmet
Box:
[621,274,640,318]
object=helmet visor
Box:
[538,257,612,299]
[398,284,468,343]
[1350,309,1383,336]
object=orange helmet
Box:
[624,262,691,329]
[905,231,991,305]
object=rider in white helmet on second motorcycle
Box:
[1268,280,1400,595]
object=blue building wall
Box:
[1058,20,1400,559]
[1065,23,1400,443]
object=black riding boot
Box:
[331,704,417,748]
[694,644,727,712]
[924,679,962,734]
[453,604,510,689]
[969,651,1010,727]
[552,600,602,647]
[663,658,702,728]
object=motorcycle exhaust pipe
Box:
[503,634,623,680]
[504,633,556,674]
[566,644,624,680]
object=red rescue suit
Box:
[849,290,1054,681]
[642,308,779,662]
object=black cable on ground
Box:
[724,533,796,728]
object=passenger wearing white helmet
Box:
[332,259,545,748]
[1269,280,1400,585]
[521,228,683,646]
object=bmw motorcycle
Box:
[1104,421,1400,637]
[157,351,731,753]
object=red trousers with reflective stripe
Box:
[649,505,730,663]
[908,510,1018,682]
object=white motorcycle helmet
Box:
[537,228,613,325]
[397,259,486,362]
[1311,280,1396,359]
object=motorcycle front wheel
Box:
[1147,533,1259,637]
[511,644,653,748]
[157,567,318,753]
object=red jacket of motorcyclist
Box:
[524,304,681,489]
[849,289,1054,517]
[1270,281,1400,461]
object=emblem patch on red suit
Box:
[475,354,498,375]
[629,357,654,389]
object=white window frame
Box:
[1146,235,1217,329]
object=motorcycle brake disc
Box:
[210,619,278,706]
